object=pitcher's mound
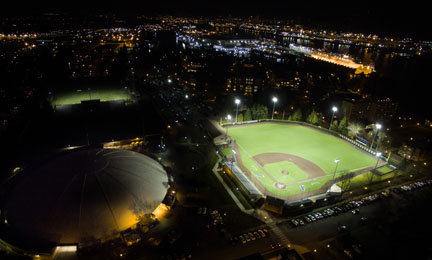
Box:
[275,183,286,189]
[281,170,289,175]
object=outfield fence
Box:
[222,119,387,159]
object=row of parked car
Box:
[230,228,269,245]
[391,180,432,193]
[290,179,432,228]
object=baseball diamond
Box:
[226,122,379,201]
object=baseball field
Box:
[226,122,378,199]
[50,86,131,106]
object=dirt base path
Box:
[253,152,326,179]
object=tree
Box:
[338,116,348,135]
[347,122,364,139]
[244,109,252,121]
[258,105,268,119]
[339,171,352,192]
[251,104,259,120]
[251,104,268,120]
[306,109,319,125]
[238,113,244,122]
[292,108,303,121]
[331,120,339,131]
[367,170,375,185]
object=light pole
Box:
[272,97,278,120]
[329,106,338,131]
[235,98,240,123]
[370,123,382,149]
[226,114,231,139]
[374,152,382,170]
[332,159,340,181]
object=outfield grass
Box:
[51,87,131,106]
[227,123,377,197]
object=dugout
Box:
[282,199,314,216]
[264,196,285,215]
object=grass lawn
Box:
[227,123,377,197]
[337,169,403,190]
[51,87,131,106]
[376,166,395,174]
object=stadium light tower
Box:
[374,152,382,170]
[225,114,232,139]
[272,97,278,120]
[370,123,382,149]
[332,159,340,181]
[235,98,241,123]
[329,106,338,130]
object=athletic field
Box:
[50,87,131,106]
[227,122,378,198]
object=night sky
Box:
[2,1,430,40]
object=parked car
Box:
[338,225,347,232]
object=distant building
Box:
[226,63,267,96]
[398,141,428,161]
[341,97,399,122]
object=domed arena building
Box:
[0,148,171,259]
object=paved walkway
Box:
[211,153,253,214]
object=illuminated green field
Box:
[51,87,131,106]
[227,123,378,197]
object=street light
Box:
[185,94,189,99]
[272,97,278,120]
[374,152,382,170]
[329,106,338,130]
[332,159,340,181]
[370,123,382,149]
[235,98,240,123]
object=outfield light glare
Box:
[227,114,232,120]
[272,97,278,103]
[376,123,382,129]
[235,99,240,105]
[332,106,338,112]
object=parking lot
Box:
[280,179,432,259]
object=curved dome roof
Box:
[2,148,168,247]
